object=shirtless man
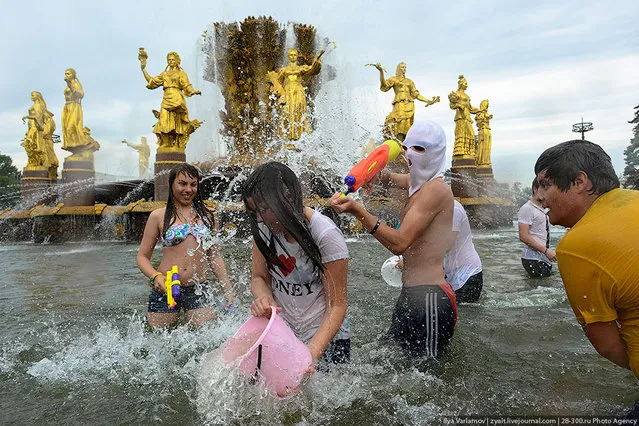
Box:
[331,120,456,357]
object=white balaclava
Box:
[403,120,447,197]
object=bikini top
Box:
[162,222,211,247]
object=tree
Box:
[0,153,21,209]
[623,105,639,190]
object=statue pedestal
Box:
[154,151,186,201]
[451,157,478,198]
[21,168,53,206]
[62,157,95,206]
[476,166,494,179]
[475,166,495,196]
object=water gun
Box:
[344,140,402,194]
[165,265,181,310]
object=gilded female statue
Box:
[21,91,58,179]
[139,49,202,151]
[475,99,493,168]
[61,69,87,152]
[448,75,479,158]
[268,48,324,141]
[373,62,439,141]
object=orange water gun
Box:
[344,140,402,194]
[165,265,181,310]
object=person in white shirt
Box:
[243,161,350,368]
[517,177,557,277]
[444,200,483,302]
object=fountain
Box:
[1,16,513,244]
[2,17,635,424]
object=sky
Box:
[1,0,638,184]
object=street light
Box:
[572,117,593,140]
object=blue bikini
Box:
[162,222,211,246]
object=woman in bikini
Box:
[136,163,234,328]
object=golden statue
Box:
[83,127,101,152]
[21,91,58,180]
[61,68,99,160]
[138,48,202,152]
[475,99,493,168]
[122,136,151,177]
[267,48,324,141]
[448,75,479,159]
[371,62,440,141]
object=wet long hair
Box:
[534,140,619,195]
[242,162,324,274]
[163,163,213,235]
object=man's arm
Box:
[381,169,409,190]
[583,321,630,370]
[518,222,556,261]
[331,179,449,255]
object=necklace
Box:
[177,205,195,225]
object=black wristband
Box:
[370,217,381,235]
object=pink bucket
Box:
[220,306,312,397]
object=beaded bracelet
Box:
[370,217,382,235]
[149,271,163,286]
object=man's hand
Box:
[545,248,557,262]
[583,321,630,370]
[329,192,363,216]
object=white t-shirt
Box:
[259,209,350,343]
[517,200,551,264]
[444,200,482,290]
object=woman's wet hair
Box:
[163,163,213,234]
[242,161,324,274]
[534,140,619,195]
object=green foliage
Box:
[0,153,20,180]
[0,153,21,209]
[623,105,639,189]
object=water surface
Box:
[0,225,636,425]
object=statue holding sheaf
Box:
[267,48,324,142]
[138,48,202,152]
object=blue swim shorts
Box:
[148,281,213,313]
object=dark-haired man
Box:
[534,139,639,378]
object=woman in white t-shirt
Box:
[242,162,350,369]
[444,200,483,302]
[517,177,557,277]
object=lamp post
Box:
[572,117,593,140]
